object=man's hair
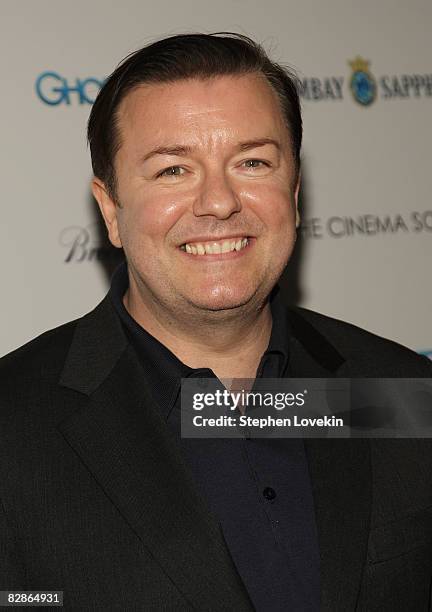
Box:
[87,32,302,202]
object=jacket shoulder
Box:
[290,306,432,376]
[0,318,79,385]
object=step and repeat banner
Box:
[1,0,431,357]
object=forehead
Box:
[116,73,289,150]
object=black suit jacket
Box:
[1,295,432,611]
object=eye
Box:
[242,159,270,170]
[156,165,186,178]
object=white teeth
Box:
[182,237,249,255]
[206,243,221,254]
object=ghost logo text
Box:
[35,72,104,105]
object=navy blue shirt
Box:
[109,262,320,611]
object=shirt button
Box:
[263,487,276,501]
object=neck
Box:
[123,284,273,381]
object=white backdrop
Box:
[1,0,431,357]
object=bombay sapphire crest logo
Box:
[349,57,377,106]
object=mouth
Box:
[178,236,252,256]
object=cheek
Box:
[121,189,190,244]
[242,183,296,226]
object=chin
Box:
[185,284,259,312]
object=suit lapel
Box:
[304,436,371,611]
[288,308,372,612]
[57,297,253,611]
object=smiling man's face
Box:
[94,73,300,320]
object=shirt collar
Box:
[109,261,290,419]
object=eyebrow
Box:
[140,145,192,163]
[237,138,281,152]
[139,138,281,164]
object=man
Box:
[1,33,432,612]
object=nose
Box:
[193,169,241,219]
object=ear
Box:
[91,178,122,248]
[294,171,301,228]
